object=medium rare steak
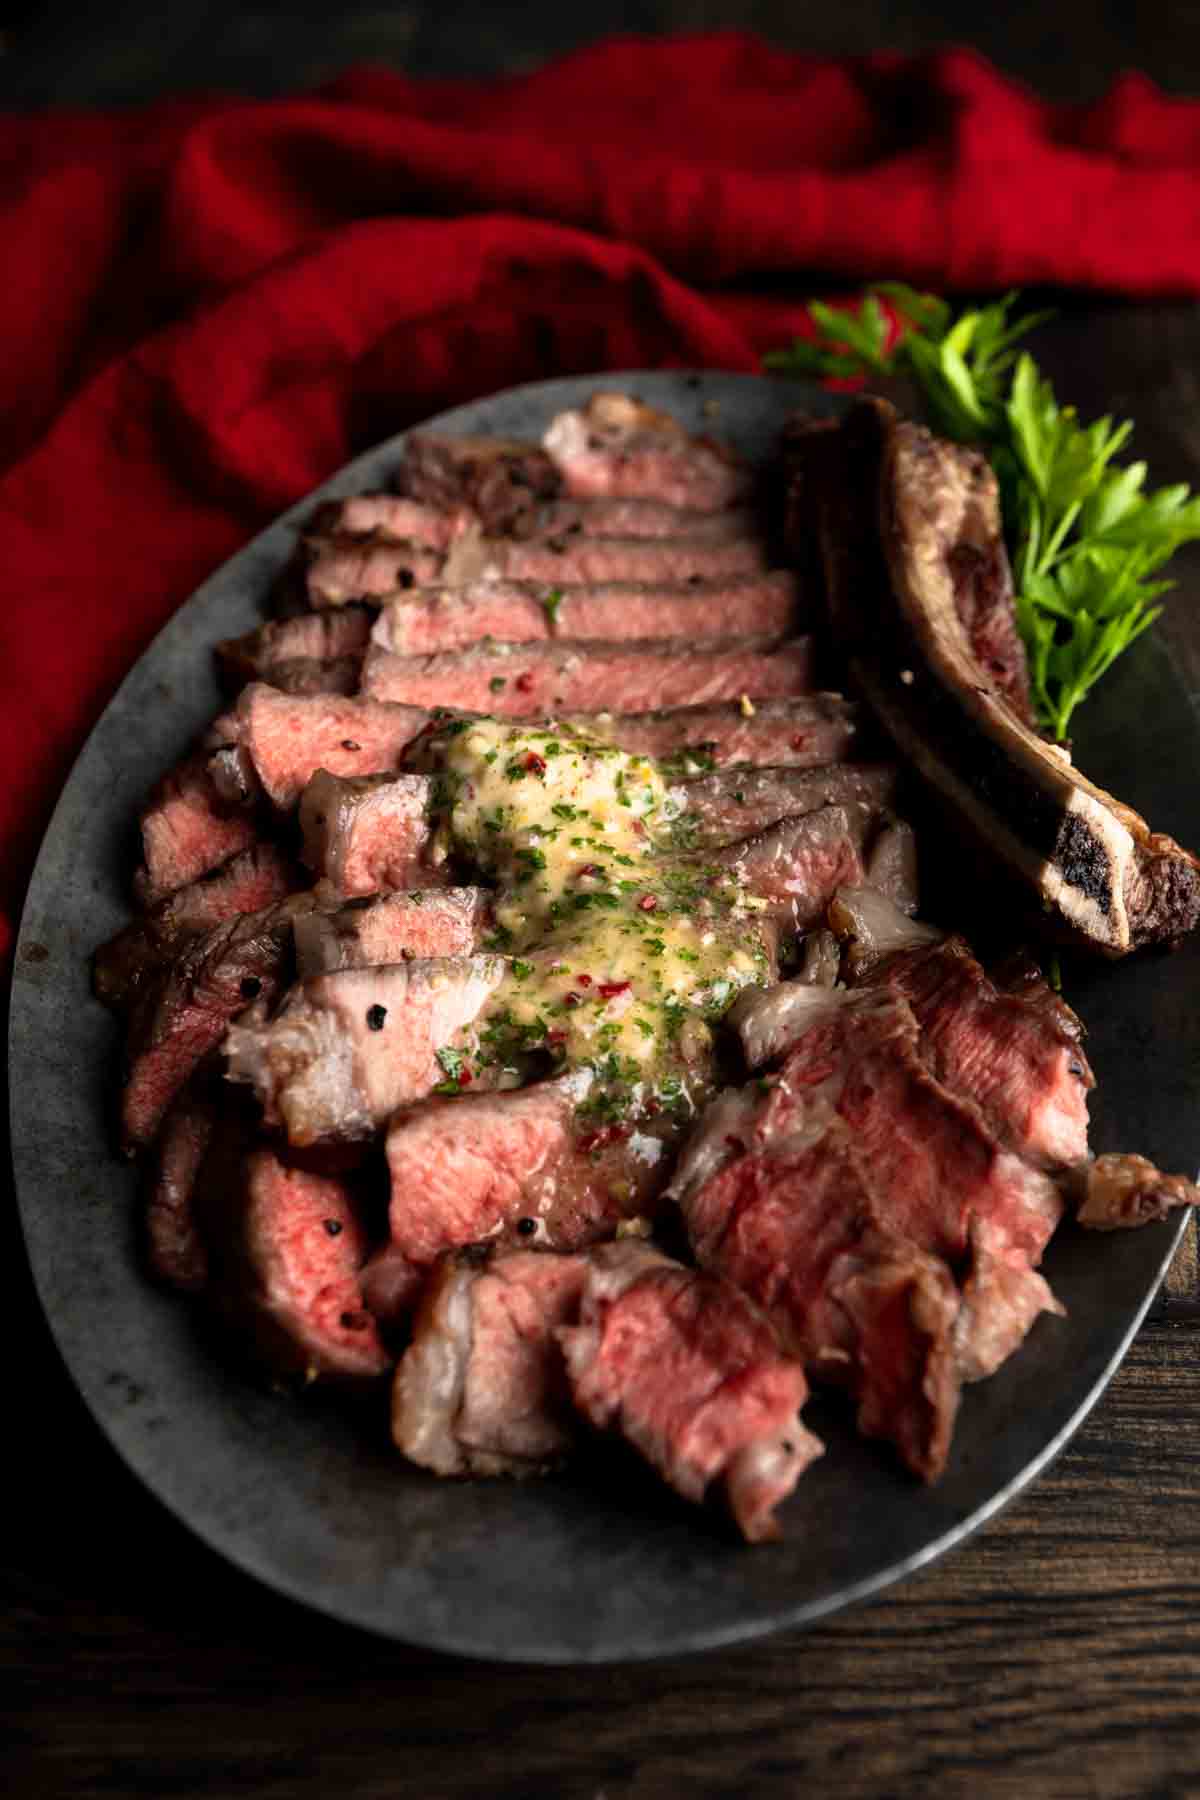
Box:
[298,769,443,897]
[224,956,506,1145]
[670,764,897,850]
[302,538,445,606]
[234,684,428,809]
[393,1247,587,1477]
[121,894,314,1153]
[295,888,491,976]
[559,1240,822,1542]
[198,1134,390,1379]
[579,693,861,770]
[134,751,260,906]
[672,987,1063,1478]
[370,571,801,657]
[95,843,300,1013]
[397,432,560,533]
[863,936,1094,1170]
[361,636,814,714]
[339,491,756,545]
[367,1073,673,1320]
[705,805,873,933]
[318,493,475,548]
[543,393,751,511]
[440,531,768,588]
[216,609,372,692]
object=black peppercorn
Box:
[517,1217,537,1236]
[323,1218,343,1237]
[366,1004,387,1031]
[240,977,262,999]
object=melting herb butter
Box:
[414,720,773,1123]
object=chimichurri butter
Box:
[415,719,774,1127]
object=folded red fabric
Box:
[3,33,1199,960]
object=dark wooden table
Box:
[5,9,1200,1794]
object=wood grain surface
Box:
[5,18,1200,1787]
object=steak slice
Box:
[863,937,1094,1170]
[441,532,768,588]
[522,497,758,542]
[295,888,490,976]
[805,399,1200,954]
[302,538,445,606]
[216,609,372,693]
[121,895,314,1153]
[670,763,897,850]
[370,571,801,657]
[361,636,813,714]
[366,1074,673,1320]
[398,432,560,533]
[559,1240,821,1542]
[134,751,260,906]
[198,1136,389,1379]
[318,493,476,548]
[234,684,428,809]
[393,1247,587,1477]
[1076,1153,1200,1230]
[297,769,442,897]
[673,988,1063,1478]
[224,956,506,1146]
[142,1085,217,1291]
[704,805,873,933]
[95,843,300,1014]
[577,693,860,771]
[544,393,750,511]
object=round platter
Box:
[9,370,1196,1663]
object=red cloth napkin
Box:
[4,32,1200,961]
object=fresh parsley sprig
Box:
[765,287,1200,740]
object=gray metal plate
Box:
[9,371,1194,1662]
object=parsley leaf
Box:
[766,288,1198,738]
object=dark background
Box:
[0,1,1198,106]
[7,7,1200,1799]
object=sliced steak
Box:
[295,888,490,976]
[367,1074,674,1319]
[805,398,1200,954]
[120,895,313,1153]
[142,1085,217,1291]
[234,684,428,809]
[318,493,475,548]
[670,763,897,850]
[863,937,1094,1171]
[134,751,260,906]
[1077,1153,1200,1230]
[361,636,813,714]
[705,805,873,933]
[577,693,861,771]
[442,532,768,588]
[393,1247,587,1477]
[398,432,560,533]
[370,571,801,657]
[199,1137,389,1379]
[298,769,442,897]
[523,497,757,541]
[673,988,1063,1479]
[544,393,750,511]
[559,1240,821,1542]
[225,956,506,1146]
[95,843,300,1014]
[302,538,445,606]
[216,609,372,692]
